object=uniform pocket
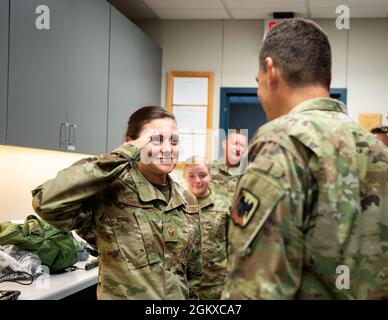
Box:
[108,215,149,270]
[109,192,160,270]
[201,210,228,279]
[177,214,197,271]
[207,210,228,240]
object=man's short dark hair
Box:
[260,18,332,89]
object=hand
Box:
[124,129,156,150]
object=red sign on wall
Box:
[268,21,279,30]
[264,19,287,39]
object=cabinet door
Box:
[7,0,69,151]
[107,6,162,152]
[0,0,8,144]
[66,0,110,155]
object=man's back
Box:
[224,98,388,299]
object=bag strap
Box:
[22,215,62,238]
[22,215,44,236]
[0,271,33,285]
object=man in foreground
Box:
[223,18,388,299]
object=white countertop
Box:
[0,257,99,300]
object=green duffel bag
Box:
[0,215,79,273]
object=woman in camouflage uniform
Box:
[183,156,229,299]
[32,106,202,300]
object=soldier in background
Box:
[223,18,388,299]
[183,156,229,299]
[32,106,202,300]
[210,130,248,211]
[371,126,388,147]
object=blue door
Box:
[219,87,347,151]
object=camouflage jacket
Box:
[223,98,388,300]
[197,187,229,299]
[32,144,202,300]
[209,160,241,211]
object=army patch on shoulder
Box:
[231,189,260,228]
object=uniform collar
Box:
[214,158,246,176]
[197,188,214,210]
[166,179,187,211]
[289,97,348,115]
[130,164,186,211]
[214,159,229,175]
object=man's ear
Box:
[265,57,279,89]
[125,136,132,142]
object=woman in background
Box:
[32,106,202,300]
[183,156,229,299]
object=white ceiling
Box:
[109,0,388,19]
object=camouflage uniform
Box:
[32,144,202,300]
[197,187,229,299]
[223,98,388,300]
[209,160,241,211]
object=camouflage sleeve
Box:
[31,144,140,232]
[223,141,314,299]
[187,217,203,300]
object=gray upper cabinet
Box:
[67,0,109,155]
[107,6,162,152]
[5,1,161,154]
[7,0,69,151]
[0,0,8,145]
[7,0,110,154]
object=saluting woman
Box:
[32,106,202,300]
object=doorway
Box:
[219,87,347,154]
[219,88,265,154]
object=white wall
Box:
[135,18,388,126]
[0,145,88,221]
[347,19,388,122]
[141,20,224,134]
[221,20,263,88]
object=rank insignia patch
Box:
[231,189,260,227]
[164,224,178,242]
[167,226,175,238]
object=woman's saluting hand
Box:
[125,128,156,150]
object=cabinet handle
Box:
[59,122,69,147]
[67,124,77,151]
